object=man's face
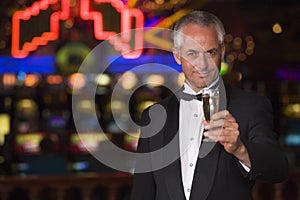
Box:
[173,23,225,92]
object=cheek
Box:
[211,57,222,70]
[181,59,194,70]
[181,63,193,75]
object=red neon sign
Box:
[80,0,144,58]
[12,0,144,59]
[12,0,70,58]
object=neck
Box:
[184,76,220,93]
[184,81,205,94]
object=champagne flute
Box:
[202,88,219,142]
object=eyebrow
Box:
[185,47,218,54]
[205,48,218,53]
[186,49,198,53]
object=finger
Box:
[211,110,236,122]
[205,119,238,130]
[223,121,239,130]
[211,110,229,120]
[204,120,221,130]
[205,131,228,142]
[203,120,209,126]
[203,128,222,138]
[217,129,240,141]
[205,127,239,143]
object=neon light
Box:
[144,9,192,51]
[80,0,144,58]
[12,0,70,58]
[126,0,138,8]
[12,0,144,59]
[0,56,55,73]
[106,55,182,73]
[80,0,115,40]
[144,16,164,27]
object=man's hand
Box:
[203,110,251,168]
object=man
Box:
[131,10,288,200]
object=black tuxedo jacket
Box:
[131,84,288,200]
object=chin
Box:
[195,81,207,89]
[195,78,208,87]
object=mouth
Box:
[193,71,210,78]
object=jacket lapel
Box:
[190,143,221,200]
[162,94,186,200]
[190,79,230,199]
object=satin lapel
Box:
[190,143,221,200]
[219,77,228,111]
[163,94,186,200]
[190,78,227,199]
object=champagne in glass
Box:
[202,88,219,142]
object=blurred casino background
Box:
[0,0,300,199]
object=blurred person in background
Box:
[28,137,68,175]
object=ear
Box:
[220,44,225,60]
[172,48,182,65]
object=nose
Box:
[193,53,209,72]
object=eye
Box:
[187,50,198,57]
[206,49,218,57]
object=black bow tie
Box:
[177,91,202,101]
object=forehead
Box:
[179,23,219,50]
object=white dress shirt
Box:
[179,82,205,200]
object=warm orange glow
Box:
[24,74,40,87]
[68,73,86,89]
[3,73,16,87]
[46,75,63,85]
[12,0,70,58]
[272,23,283,34]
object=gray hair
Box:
[173,11,226,50]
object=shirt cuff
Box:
[239,160,250,172]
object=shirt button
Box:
[194,114,198,117]
[190,137,194,141]
[187,188,191,192]
[189,163,193,167]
